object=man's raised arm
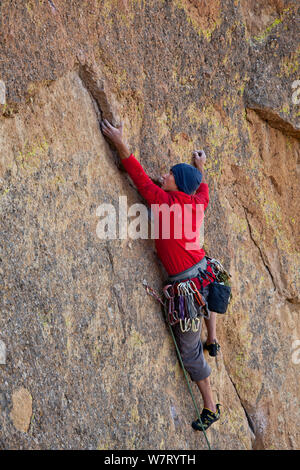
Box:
[193,150,209,210]
[100,119,169,206]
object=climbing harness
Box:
[170,256,232,315]
[142,280,212,450]
[156,256,232,332]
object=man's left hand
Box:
[101,119,124,147]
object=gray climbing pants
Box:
[171,285,211,382]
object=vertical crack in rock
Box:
[112,285,127,344]
[105,242,127,343]
[224,364,256,447]
[242,205,277,292]
[105,243,115,275]
[78,64,116,125]
[78,64,154,199]
[77,65,130,343]
[77,66,146,345]
[78,64,123,171]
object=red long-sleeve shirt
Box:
[122,154,214,287]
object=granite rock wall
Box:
[0,0,299,449]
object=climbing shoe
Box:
[204,340,220,357]
[192,404,221,431]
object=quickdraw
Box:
[180,318,191,332]
[177,280,210,323]
[189,280,210,320]
[163,284,180,326]
[174,280,209,331]
[192,318,201,332]
[142,280,165,306]
[143,278,209,332]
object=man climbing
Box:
[100,118,221,431]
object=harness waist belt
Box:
[168,257,207,283]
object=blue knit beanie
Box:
[171,163,202,195]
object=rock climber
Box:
[100,118,221,431]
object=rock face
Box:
[0,0,299,450]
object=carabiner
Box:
[163,284,173,300]
[191,318,201,332]
[180,318,191,332]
